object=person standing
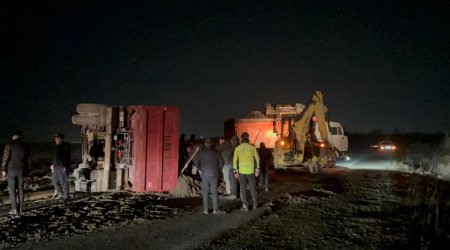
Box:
[1,130,30,214]
[233,132,260,211]
[228,135,240,198]
[178,133,188,175]
[214,137,226,152]
[194,138,224,215]
[213,137,230,195]
[257,142,272,192]
[51,133,71,201]
[220,140,233,196]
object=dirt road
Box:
[3,160,449,249]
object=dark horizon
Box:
[1,1,449,143]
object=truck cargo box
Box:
[129,106,179,192]
[224,118,277,148]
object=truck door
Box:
[329,122,348,155]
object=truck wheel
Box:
[307,164,321,174]
[313,164,322,173]
[327,157,336,168]
[76,103,107,115]
[326,149,337,168]
[72,114,100,126]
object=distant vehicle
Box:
[377,140,397,154]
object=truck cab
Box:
[327,121,348,157]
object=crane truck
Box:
[224,90,348,173]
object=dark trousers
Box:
[239,173,257,207]
[201,175,219,211]
[7,168,24,212]
[259,169,269,189]
[53,167,69,198]
[229,170,239,196]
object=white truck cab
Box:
[314,121,348,157]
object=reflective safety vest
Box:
[233,143,260,174]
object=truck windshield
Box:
[329,126,338,135]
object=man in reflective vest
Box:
[233,132,260,211]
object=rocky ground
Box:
[0,159,449,250]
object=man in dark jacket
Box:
[228,135,240,198]
[257,142,272,192]
[194,138,224,215]
[1,130,30,214]
[178,133,188,175]
[51,133,71,201]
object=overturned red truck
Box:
[72,104,179,193]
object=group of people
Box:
[1,131,71,215]
[3,128,268,215]
[182,132,272,215]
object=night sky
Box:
[1,0,449,142]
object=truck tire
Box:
[72,114,100,126]
[314,164,322,173]
[307,164,321,173]
[76,104,107,115]
[326,150,337,168]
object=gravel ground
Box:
[199,170,450,250]
[1,167,449,250]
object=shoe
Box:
[241,205,248,212]
[9,210,17,215]
[253,204,257,210]
[213,210,223,215]
[265,188,269,192]
[202,209,208,215]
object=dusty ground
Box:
[200,170,450,249]
[1,154,449,250]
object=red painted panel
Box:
[129,106,146,192]
[145,106,163,192]
[161,107,179,191]
[129,106,179,192]
[235,118,277,148]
